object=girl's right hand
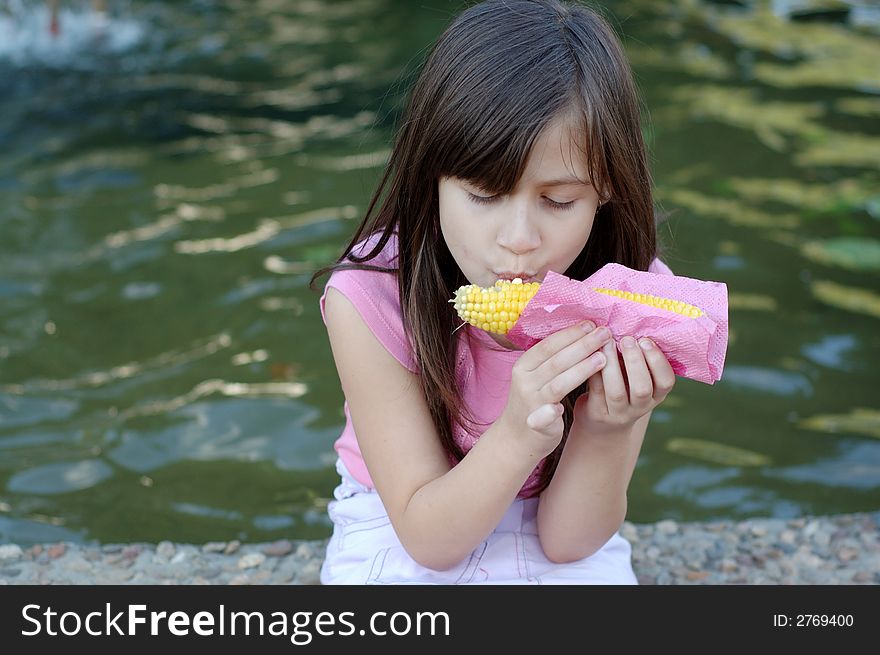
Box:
[500,321,612,457]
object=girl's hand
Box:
[499,321,613,457]
[575,336,675,437]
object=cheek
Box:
[553,216,594,264]
[439,194,478,255]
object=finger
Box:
[619,336,653,407]
[639,338,676,401]
[532,325,612,389]
[518,321,597,372]
[540,350,607,402]
[586,370,607,415]
[526,403,564,431]
[600,339,629,415]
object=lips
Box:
[495,271,537,283]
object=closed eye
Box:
[467,192,500,205]
[544,197,575,210]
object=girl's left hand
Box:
[574,335,675,437]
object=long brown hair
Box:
[311,0,656,494]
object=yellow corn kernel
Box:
[451,278,541,334]
[592,288,705,318]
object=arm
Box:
[324,288,610,571]
[537,337,675,563]
[325,288,539,570]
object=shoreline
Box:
[1,512,877,585]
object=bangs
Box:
[436,97,604,198]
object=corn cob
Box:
[592,288,705,319]
[451,279,704,334]
[451,278,541,334]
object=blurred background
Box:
[0,0,878,546]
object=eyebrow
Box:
[538,177,591,187]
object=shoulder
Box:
[320,232,417,372]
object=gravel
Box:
[1,512,877,585]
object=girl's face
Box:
[438,115,602,293]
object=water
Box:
[1,0,878,546]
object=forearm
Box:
[396,419,544,571]
[536,417,647,562]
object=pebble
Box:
[237,553,266,569]
[0,545,23,560]
[0,512,877,585]
[263,540,293,557]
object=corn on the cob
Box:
[451,278,541,334]
[451,279,705,334]
[592,288,705,319]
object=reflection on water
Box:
[0,1,145,69]
[0,0,878,545]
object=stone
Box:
[156,541,176,560]
[296,559,322,585]
[263,540,293,557]
[0,545,23,561]
[656,519,678,535]
[238,553,266,570]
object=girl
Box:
[311,0,676,584]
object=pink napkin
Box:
[506,264,728,384]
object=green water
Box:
[1,0,878,546]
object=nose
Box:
[496,203,540,255]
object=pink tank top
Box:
[319,232,673,498]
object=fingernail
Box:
[597,327,611,340]
[581,320,596,332]
[639,338,653,350]
[621,336,637,349]
[592,352,606,367]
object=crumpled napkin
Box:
[506,264,729,384]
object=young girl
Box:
[311,0,676,584]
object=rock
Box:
[296,542,316,559]
[852,571,873,583]
[750,525,767,537]
[203,542,227,553]
[263,540,293,557]
[656,519,678,535]
[620,522,638,543]
[296,559,322,585]
[238,553,266,570]
[156,541,176,560]
[122,545,142,559]
[837,547,859,563]
[224,540,241,555]
[47,543,66,559]
[0,545,23,561]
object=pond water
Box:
[1,0,878,546]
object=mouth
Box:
[495,271,538,283]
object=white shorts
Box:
[320,459,638,585]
